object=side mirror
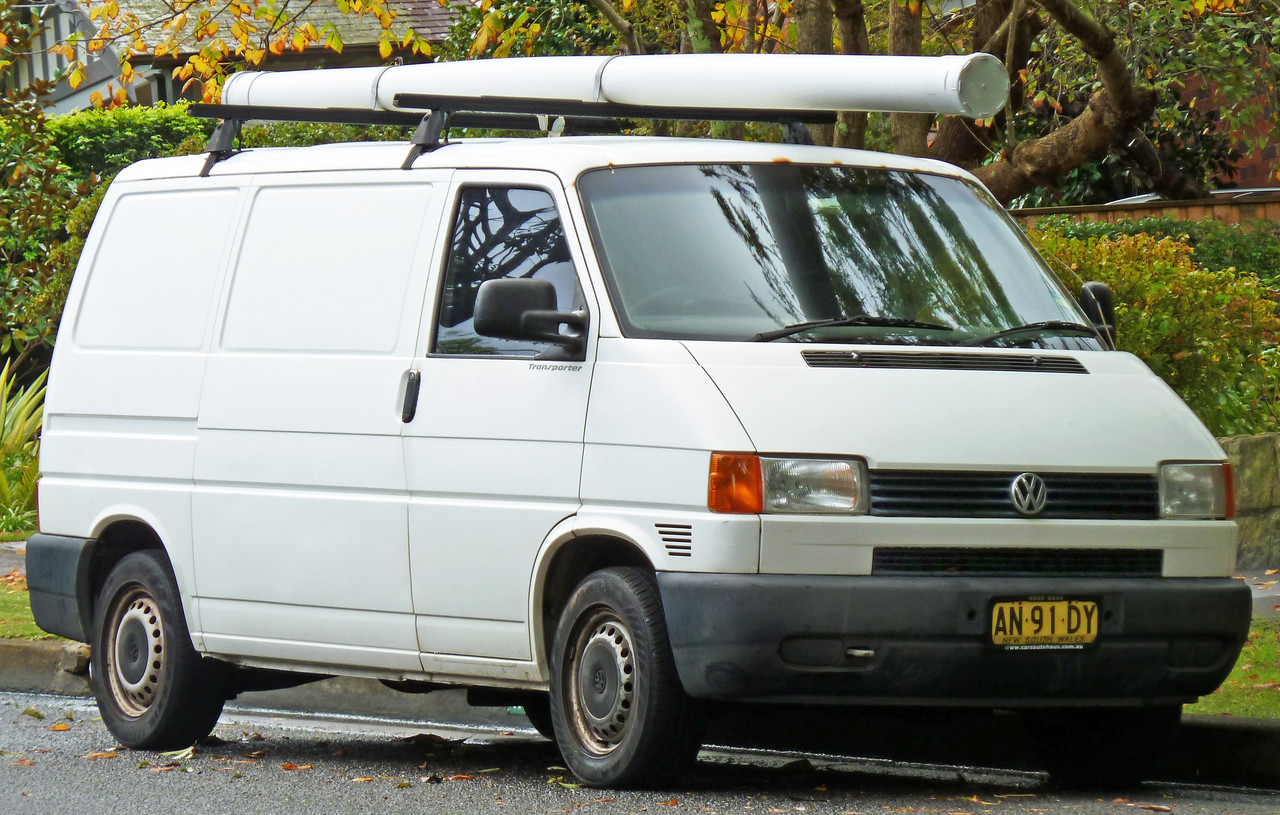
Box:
[1080,281,1116,350]
[473,278,588,355]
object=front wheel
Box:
[91,550,227,749]
[549,567,702,788]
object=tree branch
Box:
[967,0,1157,203]
[585,0,644,55]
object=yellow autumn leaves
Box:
[62,0,433,105]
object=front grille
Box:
[802,350,1088,374]
[870,470,1159,520]
[871,546,1163,577]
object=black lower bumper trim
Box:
[656,573,1251,706]
[25,533,96,643]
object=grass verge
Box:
[0,583,57,640]
[1185,617,1280,718]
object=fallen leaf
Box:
[352,777,376,782]
[47,723,70,732]
[160,746,195,761]
[200,735,230,746]
[1,567,25,590]
[19,708,45,720]
[12,758,36,767]
[421,774,443,783]
[281,763,312,771]
[1266,569,1278,576]
[83,751,119,760]
[1137,807,1172,813]
[658,800,678,806]
[396,781,412,788]
[246,750,269,758]
[445,774,475,781]
[246,732,265,741]
[479,768,501,773]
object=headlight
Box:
[708,454,868,514]
[1159,462,1233,520]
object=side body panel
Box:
[192,171,447,671]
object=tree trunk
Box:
[832,0,869,149]
[889,0,931,156]
[793,0,835,145]
[971,0,1158,204]
[684,0,724,54]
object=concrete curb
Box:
[0,639,91,696]
[4,636,1280,787]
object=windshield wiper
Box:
[752,315,954,342]
[959,321,1099,347]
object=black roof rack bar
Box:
[392,93,839,125]
[189,103,632,173]
[188,103,629,132]
[189,103,427,127]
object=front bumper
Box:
[656,573,1251,706]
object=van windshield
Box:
[577,164,1101,349]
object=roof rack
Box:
[187,102,635,175]
[188,97,836,175]
[189,53,1008,174]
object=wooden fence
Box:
[1010,193,1280,227]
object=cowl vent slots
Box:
[802,350,1088,374]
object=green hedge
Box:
[1029,227,1280,436]
[1035,216,1280,288]
[46,103,211,181]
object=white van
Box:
[26,55,1250,788]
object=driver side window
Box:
[434,186,579,356]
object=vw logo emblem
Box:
[1010,472,1048,516]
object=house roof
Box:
[121,0,454,51]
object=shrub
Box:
[0,359,44,531]
[240,121,413,148]
[46,103,211,182]
[1034,216,1280,288]
[1029,228,1280,436]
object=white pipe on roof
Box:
[221,53,1009,119]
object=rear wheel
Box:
[91,550,227,749]
[1028,705,1181,788]
[549,567,701,788]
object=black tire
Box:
[520,694,557,740]
[549,567,702,788]
[1028,705,1181,788]
[90,550,227,749]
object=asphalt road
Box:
[2,691,1279,815]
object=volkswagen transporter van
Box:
[25,53,1250,788]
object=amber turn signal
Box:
[708,453,763,514]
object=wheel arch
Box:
[86,517,182,634]
[530,530,655,677]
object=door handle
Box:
[401,370,421,423]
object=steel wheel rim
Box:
[566,607,636,756]
[103,585,166,718]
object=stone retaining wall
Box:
[1219,433,1280,569]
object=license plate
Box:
[990,598,1099,648]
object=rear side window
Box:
[76,189,239,351]
[434,186,579,356]
[222,183,433,354]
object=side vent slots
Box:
[656,523,693,558]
